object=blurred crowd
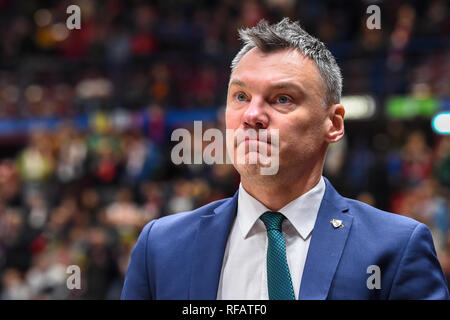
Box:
[0,122,239,299]
[0,0,449,118]
[0,0,449,299]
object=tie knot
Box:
[260,211,285,231]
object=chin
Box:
[236,162,279,180]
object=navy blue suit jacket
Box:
[121,177,449,299]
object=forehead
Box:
[230,47,322,90]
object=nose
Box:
[242,97,269,130]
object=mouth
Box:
[243,137,270,145]
[235,131,273,147]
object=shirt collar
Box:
[237,176,326,240]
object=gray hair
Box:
[231,18,342,106]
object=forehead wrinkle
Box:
[236,49,319,82]
[229,48,326,103]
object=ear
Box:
[325,103,345,143]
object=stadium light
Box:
[432,112,450,135]
[341,95,376,120]
[386,97,438,119]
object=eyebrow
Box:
[229,80,304,95]
[269,82,304,94]
[229,79,246,88]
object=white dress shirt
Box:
[217,176,326,300]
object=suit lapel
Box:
[189,192,238,299]
[299,177,353,300]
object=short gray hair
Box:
[231,18,342,106]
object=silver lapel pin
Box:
[330,219,344,229]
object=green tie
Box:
[260,211,295,300]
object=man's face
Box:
[225,47,338,181]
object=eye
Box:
[276,95,290,104]
[236,93,247,102]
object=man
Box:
[121,19,449,300]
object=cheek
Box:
[278,117,325,150]
[225,108,241,130]
[295,109,327,134]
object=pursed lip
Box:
[235,131,273,147]
[237,139,271,149]
[244,138,270,144]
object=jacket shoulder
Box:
[345,197,420,231]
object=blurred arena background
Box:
[0,0,449,299]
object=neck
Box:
[241,166,323,211]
